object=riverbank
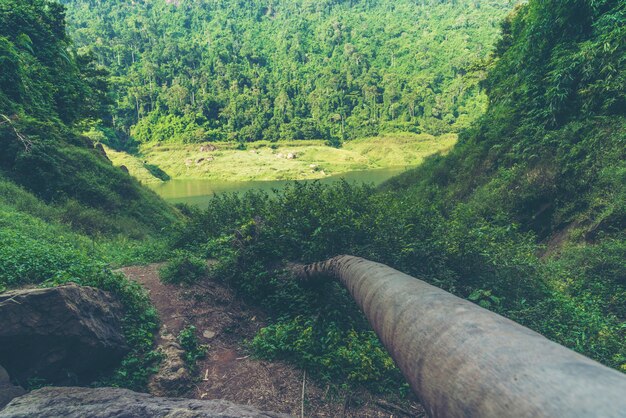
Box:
[103,133,457,184]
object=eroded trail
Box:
[119,263,423,417]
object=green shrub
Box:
[251,317,405,393]
[169,177,625,393]
[159,251,208,285]
[177,325,208,370]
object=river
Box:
[150,167,408,207]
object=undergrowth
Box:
[159,250,208,285]
[178,325,208,371]
[169,180,625,394]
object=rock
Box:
[196,157,205,164]
[202,330,216,340]
[0,387,290,417]
[0,366,26,410]
[0,385,25,410]
[80,136,93,149]
[185,158,193,167]
[119,165,129,174]
[94,143,108,159]
[0,285,128,385]
[286,153,296,160]
[148,331,191,397]
[199,144,217,152]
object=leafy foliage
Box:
[0,0,107,123]
[251,317,405,391]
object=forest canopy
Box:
[61,0,513,145]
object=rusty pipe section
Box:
[293,255,626,418]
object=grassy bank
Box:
[104,133,457,184]
[0,175,171,389]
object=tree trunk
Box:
[291,255,626,418]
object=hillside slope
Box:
[0,0,176,236]
[1,0,178,389]
[388,0,625,242]
[163,0,625,394]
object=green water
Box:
[150,167,408,207]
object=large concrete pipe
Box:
[292,255,626,418]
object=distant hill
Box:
[61,0,514,145]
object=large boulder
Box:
[0,387,291,417]
[0,285,128,384]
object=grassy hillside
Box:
[0,0,176,236]
[104,134,457,183]
[0,128,177,237]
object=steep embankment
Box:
[387,0,626,243]
[103,134,456,183]
[1,0,176,236]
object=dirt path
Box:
[118,263,423,417]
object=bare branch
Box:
[1,114,32,152]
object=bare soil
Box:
[118,263,424,417]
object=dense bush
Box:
[159,250,209,285]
